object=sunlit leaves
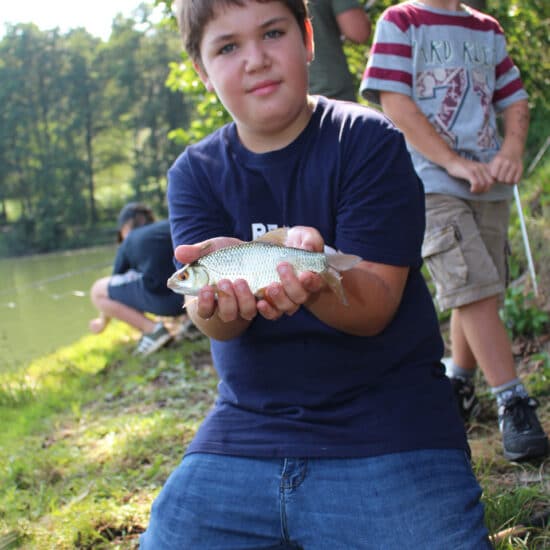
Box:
[166,58,230,146]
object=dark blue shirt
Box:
[113,220,175,294]
[168,97,467,458]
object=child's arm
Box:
[254,226,408,337]
[488,99,529,185]
[272,258,409,337]
[336,6,371,44]
[174,228,407,339]
[379,91,496,194]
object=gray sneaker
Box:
[134,323,172,356]
[499,396,549,461]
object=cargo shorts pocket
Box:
[422,225,468,290]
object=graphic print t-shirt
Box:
[360,1,528,201]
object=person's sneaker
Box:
[450,376,481,423]
[499,396,549,461]
[133,323,172,356]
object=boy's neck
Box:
[237,96,316,154]
[415,0,465,11]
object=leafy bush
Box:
[500,286,549,338]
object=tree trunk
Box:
[85,99,97,225]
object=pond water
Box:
[0,245,116,372]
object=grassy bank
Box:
[0,325,216,549]
[1,319,548,549]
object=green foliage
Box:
[0,15,185,256]
[166,60,231,147]
[489,0,550,155]
[523,352,550,395]
[500,286,549,339]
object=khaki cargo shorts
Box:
[422,194,510,311]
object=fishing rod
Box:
[514,135,550,297]
[513,185,538,296]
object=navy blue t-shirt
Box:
[168,97,467,458]
[113,220,176,294]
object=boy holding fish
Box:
[140,0,492,547]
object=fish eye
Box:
[179,271,190,281]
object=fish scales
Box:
[197,242,327,292]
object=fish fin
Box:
[326,252,362,272]
[321,268,349,305]
[255,287,277,307]
[254,227,289,246]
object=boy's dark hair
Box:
[174,0,309,66]
[117,202,155,242]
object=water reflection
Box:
[0,245,116,371]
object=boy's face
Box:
[195,0,314,150]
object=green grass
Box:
[2,159,550,549]
[0,324,215,549]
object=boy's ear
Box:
[304,18,314,64]
[193,61,215,92]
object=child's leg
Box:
[140,453,292,549]
[450,308,477,370]
[423,195,548,459]
[448,309,481,420]
[91,273,156,334]
[141,451,491,550]
[285,451,491,549]
[89,277,112,333]
[452,294,516,387]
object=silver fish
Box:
[167,228,362,305]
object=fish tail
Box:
[322,252,361,305]
[321,268,349,306]
[326,252,362,272]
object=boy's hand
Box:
[199,278,258,323]
[445,155,495,194]
[256,263,324,320]
[488,150,523,185]
[256,226,325,320]
[194,266,324,323]
[285,225,324,252]
[174,237,257,323]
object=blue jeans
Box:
[140,450,492,549]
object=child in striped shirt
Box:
[361,0,547,462]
